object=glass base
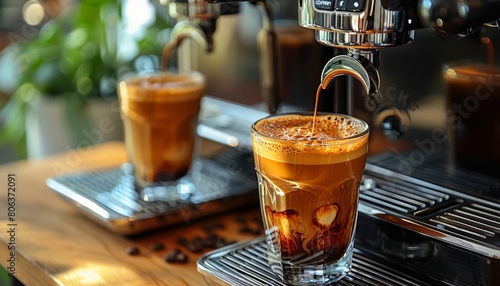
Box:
[267,240,354,285]
[140,179,195,202]
[119,163,196,203]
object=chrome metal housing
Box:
[299,0,419,48]
[161,0,239,20]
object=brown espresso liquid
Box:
[119,73,205,184]
[252,114,369,263]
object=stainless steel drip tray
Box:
[46,146,258,235]
[360,163,500,259]
[197,236,437,286]
[357,156,500,286]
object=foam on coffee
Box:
[120,73,205,104]
[252,114,369,164]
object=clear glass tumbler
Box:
[251,112,369,285]
[117,69,205,200]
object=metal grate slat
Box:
[198,237,433,286]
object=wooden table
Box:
[0,142,262,286]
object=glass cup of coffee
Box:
[117,69,205,199]
[251,113,370,285]
[444,62,500,177]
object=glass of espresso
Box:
[117,70,205,197]
[251,113,369,285]
[444,63,500,176]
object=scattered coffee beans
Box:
[125,212,262,264]
[175,251,188,263]
[235,215,262,235]
[126,246,140,256]
[149,242,165,252]
[165,248,188,264]
[186,237,204,253]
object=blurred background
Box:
[0,0,174,164]
[1,0,500,164]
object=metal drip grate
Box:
[360,173,450,214]
[359,157,500,259]
[47,147,258,235]
[367,151,500,198]
[430,203,500,239]
[197,237,435,286]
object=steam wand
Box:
[159,0,239,70]
[252,0,280,114]
[162,20,213,70]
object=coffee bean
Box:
[192,236,203,244]
[252,216,261,223]
[238,224,261,235]
[214,237,228,248]
[239,225,253,234]
[164,248,189,264]
[149,242,165,252]
[165,248,181,263]
[187,238,204,253]
[126,246,140,256]
[202,233,219,248]
[203,222,225,233]
[176,236,189,246]
[235,216,246,223]
[176,252,188,263]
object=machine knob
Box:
[380,114,405,140]
[370,101,410,141]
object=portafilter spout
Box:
[321,50,380,97]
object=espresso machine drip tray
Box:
[356,152,500,286]
[197,236,436,286]
[197,153,500,285]
[47,146,258,235]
